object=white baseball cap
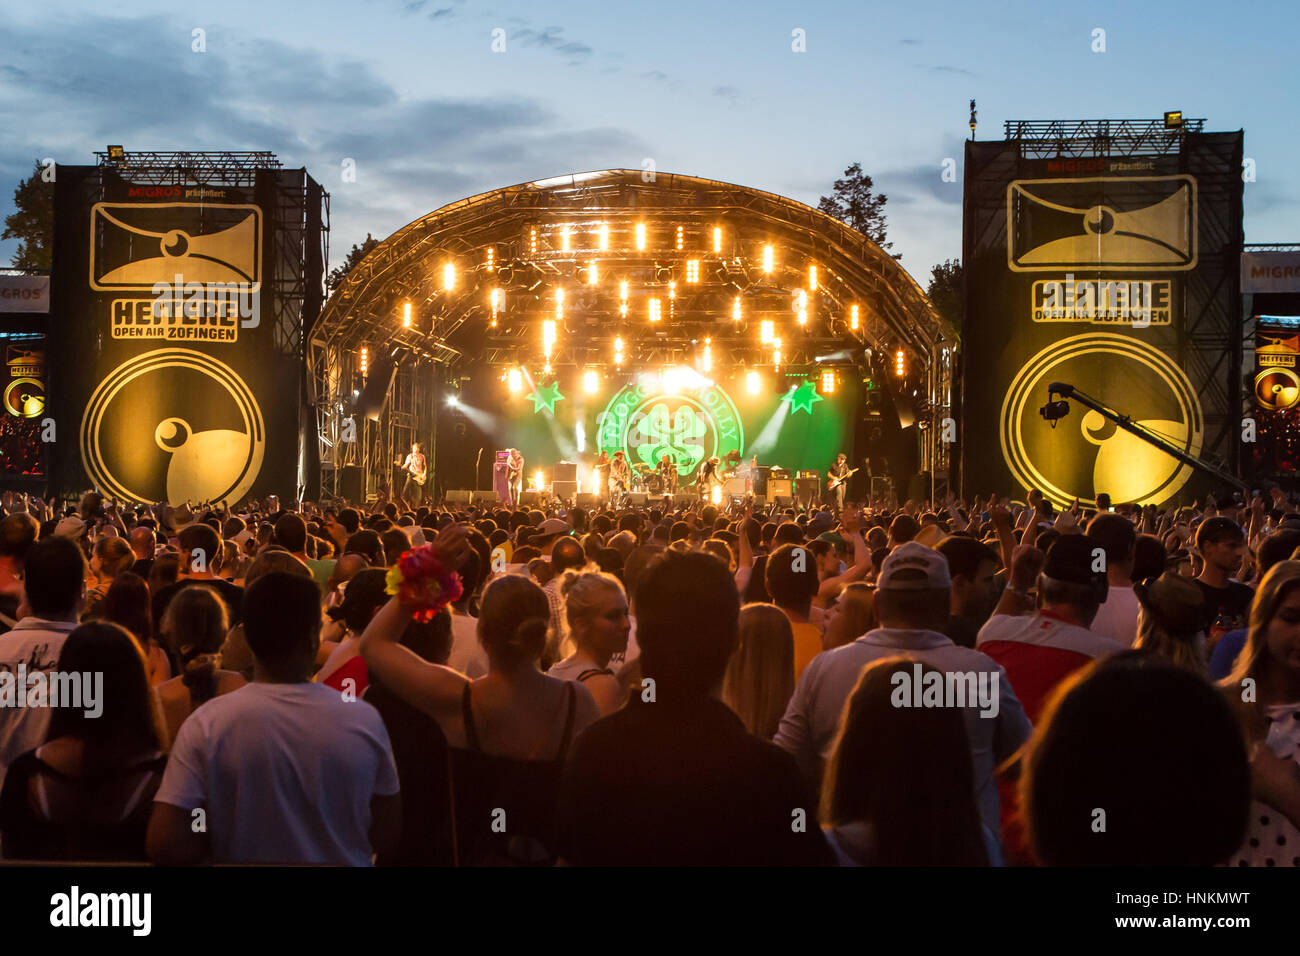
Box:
[877,541,952,591]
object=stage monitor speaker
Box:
[575,493,597,509]
[626,492,648,507]
[337,465,364,504]
[473,490,499,504]
[519,492,541,508]
[553,480,579,500]
[446,490,472,504]
[768,478,793,499]
[553,461,577,482]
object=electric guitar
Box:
[395,457,428,486]
[827,463,862,491]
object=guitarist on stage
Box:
[827,453,853,510]
[399,442,428,504]
[507,448,525,506]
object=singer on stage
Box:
[610,451,631,504]
[399,442,428,504]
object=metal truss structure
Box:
[1003,118,1207,158]
[311,169,954,501]
[93,150,281,185]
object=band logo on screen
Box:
[79,348,265,505]
[1000,333,1203,508]
[89,202,261,342]
[597,382,744,480]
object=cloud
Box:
[513,26,593,57]
[900,37,921,45]
[429,6,454,19]
[926,64,975,77]
[712,85,741,103]
[641,70,668,82]
[0,13,643,263]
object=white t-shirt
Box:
[447,609,488,678]
[154,682,399,865]
[0,618,76,797]
[1091,583,1141,647]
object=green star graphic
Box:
[781,379,824,415]
[529,380,565,414]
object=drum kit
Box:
[631,462,665,494]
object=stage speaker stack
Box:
[553,481,579,501]
[907,471,931,504]
[553,461,577,482]
[446,490,472,505]
[338,465,364,504]
[768,478,793,500]
[473,490,499,504]
[724,477,747,497]
[796,475,820,507]
[753,465,770,497]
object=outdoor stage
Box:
[312,169,955,508]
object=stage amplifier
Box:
[553,461,577,482]
[768,478,793,499]
[446,490,472,504]
[797,470,820,479]
[473,490,499,504]
[796,477,820,505]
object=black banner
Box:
[961,133,1244,506]
[48,166,310,505]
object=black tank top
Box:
[448,682,577,866]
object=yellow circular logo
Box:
[80,348,265,505]
[1000,333,1203,508]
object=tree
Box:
[818,162,896,257]
[326,233,381,293]
[926,258,963,336]
[2,161,55,270]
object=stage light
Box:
[507,367,522,393]
[760,320,774,344]
[668,281,676,300]
[649,297,662,322]
[702,338,712,373]
[490,287,503,313]
[635,223,646,251]
[746,370,760,394]
[584,369,598,393]
[543,319,557,356]
[359,346,369,375]
[587,261,599,285]
[447,393,461,407]
[529,227,538,256]
[402,302,412,328]
[544,361,552,375]
[773,337,782,370]
[762,245,774,273]
[533,470,545,492]
[733,296,742,322]
[486,247,495,272]
[598,224,610,251]
[107,144,125,161]
[619,280,629,302]
[685,259,700,283]
[895,349,905,376]
[663,366,682,393]
[555,287,565,319]
[442,263,456,292]
[849,304,860,330]
[614,336,624,367]
[676,225,684,250]
[1164,110,1183,129]
[794,288,807,326]
[561,225,571,252]
[808,264,818,290]
[713,226,722,253]
[711,485,722,505]
[821,370,836,394]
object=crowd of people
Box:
[0,483,1297,866]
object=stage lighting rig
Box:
[1039,387,1071,428]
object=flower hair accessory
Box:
[385,544,464,622]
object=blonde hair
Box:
[558,569,625,658]
[722,603,794,738]
[1221,559,1300,741]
